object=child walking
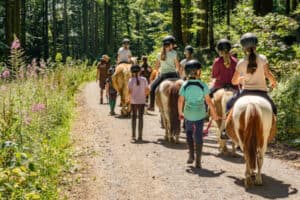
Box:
[178,59,219,168]
[128,64,149,142]
[105,67,117,115]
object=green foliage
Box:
[0,62,94,199]
[55,53,63,63]
[215,1,300,75]
[272,71,300,148]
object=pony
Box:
[156,79,183,143]
[112,58,138,116]
[225,95,277,188]
[211,88,236,155]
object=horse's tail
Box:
[168,83,181,135]
[244,103,263,170]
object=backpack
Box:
[183,81,205,109]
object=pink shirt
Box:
[128,77,148,104]
[212,56,237,88]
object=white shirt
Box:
[118,47,132,63]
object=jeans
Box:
[131,104,145,138]
[226,90,277,115]
[150,72,179,107]
[185,120,204,145]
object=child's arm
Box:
[205,95,220,121]
[178,95,185,120]
[264,64,277,88]
[175,58,180,72]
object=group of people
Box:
[97,33,277,168]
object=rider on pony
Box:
[148,35,180,111]
[179,45,194,79]
[210,39,238,97]
[227,33,277,116]
[117,38,132,64]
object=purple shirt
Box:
[212,56,237,88]
[128,76,148,104]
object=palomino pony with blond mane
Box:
[112,58,137,116]
[156,79,183,143]
[226,95,276,188]
[211,87,236,155]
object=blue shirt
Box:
[179,80,209,121]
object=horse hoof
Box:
[255,175,263,186]
[244,177,254,189]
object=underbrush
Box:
[0,65,94,199]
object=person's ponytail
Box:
[135,73,140,86]
[160,45,167,61]
[247,47,257,74]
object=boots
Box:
[132,116,137,142]
[195,144,203,168]
[187,141,194,164]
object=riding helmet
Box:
[162,35,176,45]
[122,38,130,44]
[185,59,202,76]
[184,45,194,54]
[216,39,232,52]
[240,33,258,48]
[130,64,141,73]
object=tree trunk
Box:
[52,0,57,58]
[104,0,109,53]
[43,0,49,59]
[135,11,140,57]
[21,0,26,46]
[199,0,208,47]
[287,0,291,15]
[253,0,273,16]
[291,0,298,11]
[82,0,88,57]
[63,0,69,60]
[172,0,183,46]
[209,0,214,50]
[94,2,100,57]
[5,0,22,46]
[183,0,193,44]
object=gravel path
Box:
[64,82,300,200]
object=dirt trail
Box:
[64,82,300,200]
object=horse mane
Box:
[168,82,182,136]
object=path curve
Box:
[64,82,300,200]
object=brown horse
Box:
[226,95,277,188]
[112,63,132,116]
[156,79,183,143]
[211,88,236,155]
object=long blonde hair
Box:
[160,44,169,61]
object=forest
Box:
[0,0,300,199]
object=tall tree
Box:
[208,0,214,50]
[82,0,88,56]
[172,0,183,46]
[291,0,299,11]
[183,0,193,44]
[253,0,273,16]
[21,0,26,46]
[52,0,57,58]
[287,0,291,15]
[198,0,209,47]
[94,2,100,57]
[5,0,21,46]
[43,0,49,59]
[63,0,69,60]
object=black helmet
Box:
[131,64,141,73]
[217,39,231,52]
[184,45,194,54]
[108,67,115,75]
[240,33,258,48]
[122,38,130,44]
[162,35,176,45]
[185,59,202,76]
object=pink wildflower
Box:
[31,103,46,112]
[24,116,32,125]
[11,38,21,50]
[2,70,10,79]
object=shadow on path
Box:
[227,175,298,199]
[186,166,225,178]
